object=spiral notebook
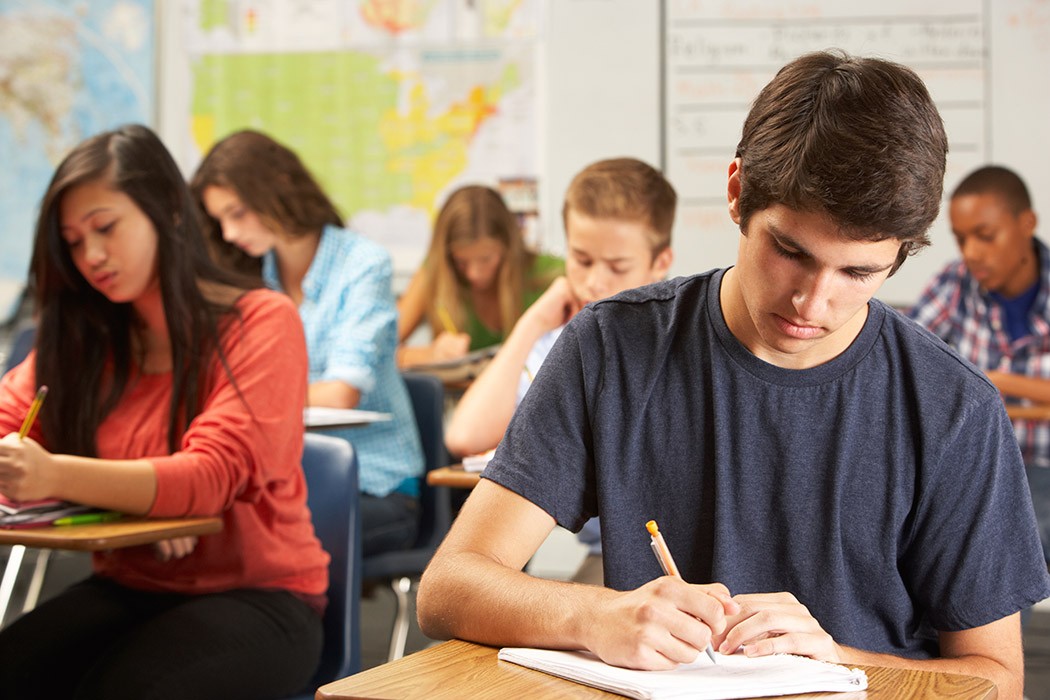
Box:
[497,647,867,700]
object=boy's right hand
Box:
[431,332,471,361]
[583,577,738,670]
[522,277,583,334]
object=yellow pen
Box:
[18,385,48,440]
[436,305,458,335]
[646,519,719,665]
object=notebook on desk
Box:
[498,647,867,700]
[406,344,500,384]
[0,495,95,528]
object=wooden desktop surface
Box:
[1005,404,1050,421]
[0,516,223,551]
[427,465,482,489]
[317,639,997,699]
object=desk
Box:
[1005,404,1050,421]
[0,516,222,626]
[427,465,481,489]
[304,407,392,430]
[317,639,997,699]
[0,515,222,551]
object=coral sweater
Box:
[0,290,328,596]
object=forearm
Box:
[987,370,1050,405]
[838,646,1019,698]
[308,380,361,409]
[50,454,157,514]
[417,548,603,650]
[445,320,544,456]
[397,343,435,368]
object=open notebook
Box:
[498,647,867,700]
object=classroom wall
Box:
[156,0,1050,306]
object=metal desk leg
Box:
[22,549,51,613]
[0,544,27,627]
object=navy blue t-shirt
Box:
[485,268,1050,659]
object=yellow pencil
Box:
[437,305,458,335]
[18,385,48,440]
[646,519,719,665]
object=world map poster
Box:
[0,0,155,320]
[185,0,541,275]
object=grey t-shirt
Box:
[485,268,1050,658]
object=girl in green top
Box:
[397,185,562,366]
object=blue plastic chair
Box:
[361,372,452,661]
[3,324,35,376]
[285,432,362,699]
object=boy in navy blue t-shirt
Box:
[418,51,1050,697]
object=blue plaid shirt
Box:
[908,238,1050,469]
[264,225,423,496]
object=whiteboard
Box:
[660,0,1050,305]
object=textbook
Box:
[406,344,500,384]
[497,647,867,700]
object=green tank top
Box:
[464,253,564,350]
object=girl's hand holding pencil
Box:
[0,385,55,502]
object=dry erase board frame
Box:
[662,0,1050,306]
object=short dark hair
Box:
[952,165,1032,215]
[562,157,677,256]
[735,50,948,273]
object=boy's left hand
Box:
[715,591,843,662]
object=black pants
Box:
[361,491,420,557]
[0,576,323,700]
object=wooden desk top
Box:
[1005,404,1050,421]
[0,516,223,551]
[426,465,482,489]
[317,639,997,700]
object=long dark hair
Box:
[30,124,256,456]
[190,129,344,277]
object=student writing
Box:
[397,185,563,366]
[0,124,327,699]
[417,52,1050,698]
[192,130,425,556]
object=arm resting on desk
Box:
[986,369,1050,406]
[0,434,156,514]
[843,620,1020,699]
[417,479,737,671]
[716,589,1022,699]
[419,479,1022,697]
[309,380,361,409]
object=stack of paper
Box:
[462,448,497,472]
[0,496,94,529]
[497,647,867,700]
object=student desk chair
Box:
[285,432,362,700]
[361,372,452,662]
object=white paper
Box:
[497,647,867,700]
